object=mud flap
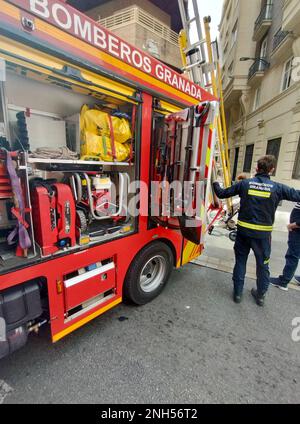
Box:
[178,216,202,245]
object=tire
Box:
[123,241,174,305]
[76,209,88,233]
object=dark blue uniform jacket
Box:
[213,174,300,239]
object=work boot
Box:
[270,277,288,292]
[251,288,265,307]
[233,291,243,304]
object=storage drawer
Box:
[64,262,116,311]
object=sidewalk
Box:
[194,202,300,291]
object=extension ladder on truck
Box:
[178,0,234,234]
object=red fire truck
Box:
[0,0,218,359]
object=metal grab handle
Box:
[70,173,83,204]
[74,173,83,203]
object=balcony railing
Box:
[272,29,290,51]
[248,58,270,80]
[98,6,179,46]
[254,3,273,32]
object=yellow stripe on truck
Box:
[237,220,273,232]
[52,297,122,343]
[248,190,271,198]
[0,1,201,106]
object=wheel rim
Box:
[139,255,167,293]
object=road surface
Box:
[0,264,299,404]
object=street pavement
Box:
[0,263,299,404]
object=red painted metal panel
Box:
[64,265,116,311]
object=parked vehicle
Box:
[0,0,218,359]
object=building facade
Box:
[220,0,300,188]
[83,0,182,69]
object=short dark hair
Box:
[257,155,276,174]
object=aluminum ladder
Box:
[178,1,233,217]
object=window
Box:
[232,147,240,181]
[243,144,254,173]
[223,42,229,56]
[292,137,300,180]
[266,138,281,175]
[260,37,268,59]
[231,20,238,47]
[226,6,232,21]
[253,85,261,111]
[282,57,294,91]
[228,61,234,76]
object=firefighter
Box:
[270,203,300,291]
[213,155,300,306]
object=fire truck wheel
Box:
[123,242,173,305]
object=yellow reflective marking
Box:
[181,241,198,266]
[206,147,211,168]
[160,100,182,114]
[248,190,271,198]
[52,297,122,343]
[237,220,273,232]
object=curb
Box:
[192,257,300,292]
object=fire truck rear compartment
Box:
[0,64,137,358]
[0,65,138,273]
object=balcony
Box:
[97,6,182,68]
[248,58,270,86]
[271,29,294,61]
[98,6,179,46]
[282,0,300,35]
[253,4,273,42]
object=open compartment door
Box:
[150,101,219,246]
[177,101,219,245]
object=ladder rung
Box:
[185,40,206,52]
[186,17,197,25]
[182,60,206,71]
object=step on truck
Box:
[0,0,218,359]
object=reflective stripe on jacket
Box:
[213,174,300,239]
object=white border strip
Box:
[64,262,115,288]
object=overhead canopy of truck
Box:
[0,0,217,108]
